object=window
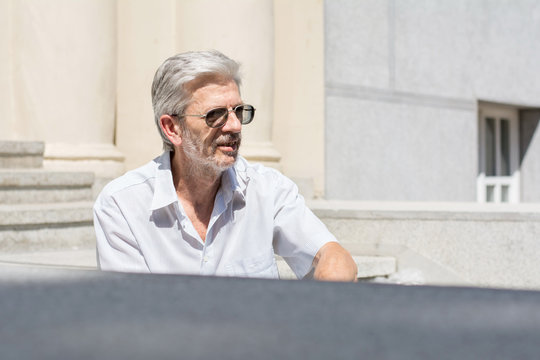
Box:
[477,104,520,203]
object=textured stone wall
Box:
[311,200,540,289]
[324,0,540,201]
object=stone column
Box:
[0,0,16,139]
[273,0,325,198]
[115,0,176,171]
[12,0,123,185]
[174,0,281,168]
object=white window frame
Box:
[477,104,520,203]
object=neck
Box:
[170,150,225,242]
[170,151,222,206]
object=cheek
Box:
[203,130,219,146]
[187,127,213,148]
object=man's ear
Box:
[159,115,183,147]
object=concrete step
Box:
[355,255,397,278]
[276,255,397,280]
[0,202,95,252]
[0,201,93,226]
[0,141,44,168]
[0,248,97,270]
[0,169,94,203]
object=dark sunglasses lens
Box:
[206,108,228,127]
[236,105,255,124]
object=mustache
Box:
[214,133,241,146]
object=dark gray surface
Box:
[1,269,540,359]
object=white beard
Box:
[181,127,241,179]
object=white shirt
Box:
[94,152,337,279]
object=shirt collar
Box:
[221,161,247,205]
[150,152,178,211]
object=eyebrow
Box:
[203,103,244,112]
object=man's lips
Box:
[214,133,241,154]
[216,140,238,152]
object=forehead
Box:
[187,76,241,109]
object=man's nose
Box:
[221,109,242,133]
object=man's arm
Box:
[312,242,358,282]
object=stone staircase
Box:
[0,141,95,252]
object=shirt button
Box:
[203,256,209,262]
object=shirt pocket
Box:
[225,248,279,279]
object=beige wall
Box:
[2,0,117,144]
[1,0,123,179]
[116,0,175,168]
[2,0,326,197]
[273,0,325,197]
[0,0,16,140]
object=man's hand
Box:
[311,242,358,282]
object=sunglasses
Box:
[171,104,255,128]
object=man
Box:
[94,50,357,281]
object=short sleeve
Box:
[272,174,338,279]
[93,194,149,273]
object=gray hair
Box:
[151,50,242,151]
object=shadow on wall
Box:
[520,109,540,164]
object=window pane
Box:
[501,185,509,202]
[500,118,510,176]
[486,185,495,202]
[485,117,496,176]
